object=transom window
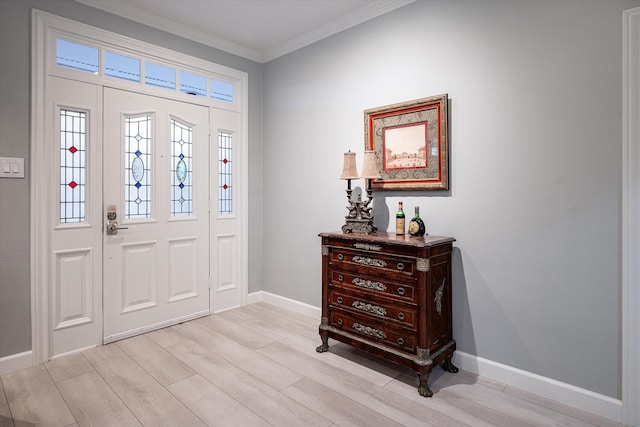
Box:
[56,37,234,103]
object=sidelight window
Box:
[59,109,87,223]
[218,131,233,215]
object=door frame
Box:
[622,7,640,427]
[31,10,249,363]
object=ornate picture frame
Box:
[364,94,449,191]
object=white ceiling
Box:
[75,0,414,63]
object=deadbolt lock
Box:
[106,205,128,235]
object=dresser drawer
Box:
[328,308,416,352]
[328,288,417,329]
[329,270,416,303]
[328,247,416,281]
[324,236,429,258]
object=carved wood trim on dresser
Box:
[316,231,458,397]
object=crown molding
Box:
[262,1,414,62]
[74,0,264,62]
[74,0,414,63]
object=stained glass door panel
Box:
[103,88,209,342]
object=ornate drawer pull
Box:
[337,296,343,304]
[354,243,382,251]
[337,253,344,261]
[398,312,405,321]
[398,338,405,346]
[397,262,404,270]
[352,301,387,316]
[353,256,387,268]
[397,287,405,296]
[353,322,387,340]
[338,274,343,282]
[352,277,386,292]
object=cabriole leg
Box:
[418,373,433,397]
[316,335,329,353]
[442,355,459,373]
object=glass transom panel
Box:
[55,38,235,103]
[145,62,176,90]
[104,51,141,82]
[180,71,206,97]
[56,39,99,74]
[210,79,234,103]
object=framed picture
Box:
[364,94,448,190]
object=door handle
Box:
[106,220,128,235]
[106,204,128,235]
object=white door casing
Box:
[622,6,640,427]
[32,10,249,364]
[103,88,210,342]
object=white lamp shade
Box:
[360,150,381,179]
[340,151,359,179]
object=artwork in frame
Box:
[364,94,449,191]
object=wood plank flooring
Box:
[0,303,623,427]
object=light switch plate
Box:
[0,157,25,178]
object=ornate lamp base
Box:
[342,218,377,234]
[342,186,377,234]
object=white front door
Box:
[45,81,244,357]
[102,88,210,342]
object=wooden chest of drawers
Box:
[316,232,458,397]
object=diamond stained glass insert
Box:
[218,131,233,215]
[125,115,152,219]
[60,109,86,223]
[171,119,193,216]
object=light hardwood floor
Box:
[0,303,623,427]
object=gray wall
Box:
[1,0,635,402]
[0,0,264,357]
[262,0,639,399]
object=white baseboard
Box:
[247,291,623,424]
[247,290,321,319]
[454,351,622,423]
[0,350,33,375]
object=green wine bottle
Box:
[408,206,426,236]
[395,202,405,235]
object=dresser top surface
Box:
[319,231,455,248]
